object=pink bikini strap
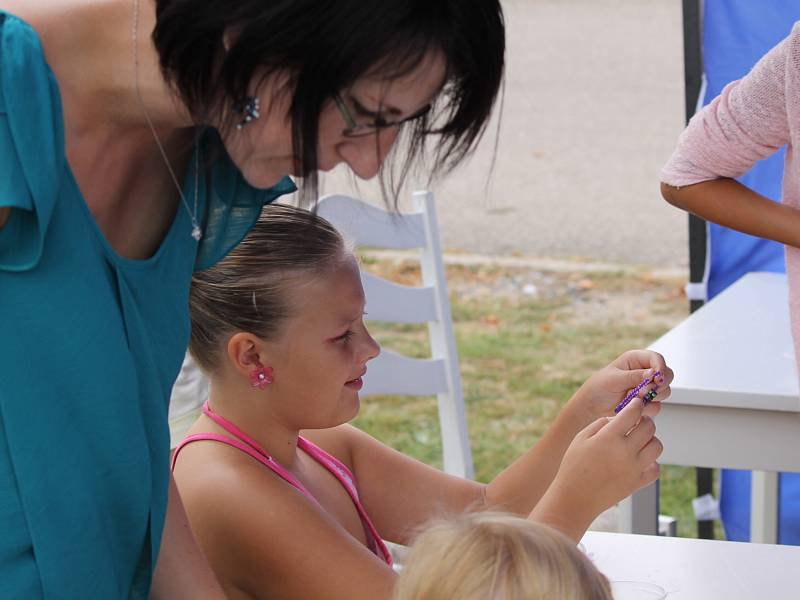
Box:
[299,438,393,566]
[172,409,317,504]
[202,401,267,457]
[298,438,359,493]
[171,432,319,505]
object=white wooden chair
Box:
[316,190,474,479]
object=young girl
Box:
[172,203,671,599]
[393,512,613,600]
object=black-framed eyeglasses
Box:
[333,92,431,138]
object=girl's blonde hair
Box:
[394,512,612,600]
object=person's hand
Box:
[530,397,662,540]
[557,397,662,515]
[567,349,673,424]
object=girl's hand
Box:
[530,397,662,540]
[568,349,673,424]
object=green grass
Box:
[352,260,718,539]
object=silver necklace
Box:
[131,0,202,241]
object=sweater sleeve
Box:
[660,22,800,187]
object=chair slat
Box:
[316,191,474,479]
[362,273,438,323]
[361,351,449,396]
[317,194,426,249]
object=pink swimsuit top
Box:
[171,401,393,566]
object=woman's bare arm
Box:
[661,179,800,249]
[149,475,226,600]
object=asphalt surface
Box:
[319,0,689,269]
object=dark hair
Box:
[153,0,505,204]
[189,203,348,373]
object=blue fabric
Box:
[0,12,294,598]
[701,0,800,544]
[702,0,792,298]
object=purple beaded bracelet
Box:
[614,370,662,414]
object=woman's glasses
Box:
[334,93,431,138]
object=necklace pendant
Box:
[191,224,203,241]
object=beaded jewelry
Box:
[236,97,261,130]
[614,370,662,414]
[132,0,203,241]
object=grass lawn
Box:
[354,255,721,539]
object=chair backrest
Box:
[316,190,473,479]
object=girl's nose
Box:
[360,329,381,363]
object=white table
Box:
[582,531,800,599]
[619,272,800,542]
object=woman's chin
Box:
[235,157,293,189]
[242,168,291,190]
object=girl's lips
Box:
[345,377,363,390]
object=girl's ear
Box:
[226,332,268,380]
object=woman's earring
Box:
[249,365,274,389]
[236,96,261,130]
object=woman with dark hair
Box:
[0,1,504,598]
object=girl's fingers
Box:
[645,384,671,404]
[582,416,612,439]
[659,366,675,387]
[640,462,661,486]
[614,349,668,375]
[626,416,656,449]
[618,367,652,392]
[641,400,662,419]
[605,397,645,436]
[637,435,664,465]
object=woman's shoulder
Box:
[0,9,65,272]
[0,9,49,76]
[0,8,63,143]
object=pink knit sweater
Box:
[661,22,800,375]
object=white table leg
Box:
[618,482,658,535]
[750,470,779,544]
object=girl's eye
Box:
[335,330,355,344]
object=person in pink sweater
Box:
[661,22,800,375]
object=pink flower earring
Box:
[249,365,274,389]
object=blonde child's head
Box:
[394,512,612,600]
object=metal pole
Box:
[682,0,715,540]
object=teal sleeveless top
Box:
[0,12,295,598]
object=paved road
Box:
[320,0,688,268]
